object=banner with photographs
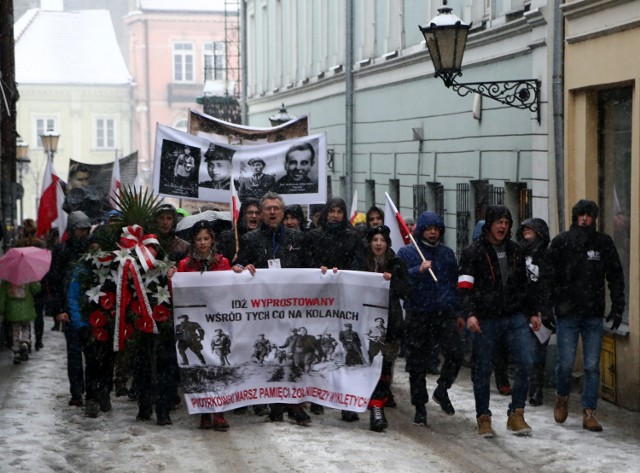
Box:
[188,108,309,144]
[171,269,390,414]
[66,152,138,223]
[153,124,327,205]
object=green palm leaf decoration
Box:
[113,185,164,231]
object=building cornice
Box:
[562,0,640,43]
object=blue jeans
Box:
[471,313,534,417]
[64,327,85,399]
[555,315,603,410]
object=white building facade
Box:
[244,0,554,253]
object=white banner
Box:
[153,124,327,205]
[171,269,390,414]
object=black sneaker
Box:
[386,392,397,408]
[68,397,83,407]
[85,400,99,418]
[433,386,455,416]
[288,405,311,426]
[341,410,359,422]
[253,404,270,416]
[156,412,172,426]
[310,403,324,415]
[369,406,387,432]
[267,404,284,422]
[99,392,112,412]
[413,405,427,426]
[136,404,153,421]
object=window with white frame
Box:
[204,42,225,81]
[95,118,115,149]
[174,42,195,82]
[34,117,57,148]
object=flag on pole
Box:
[230,178,240,224]
[384,192,412,252]
[109,153,122,208]
[349,190,359,225]
[230,178,241,260]
[37,156,67,238]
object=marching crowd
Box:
[0,190,624,439]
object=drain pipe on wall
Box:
[552,0,565,232]
[345,0,354,202]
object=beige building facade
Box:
[562,0,640,409]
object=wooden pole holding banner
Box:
[408,233,438,283]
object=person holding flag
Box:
[397,211,464,427]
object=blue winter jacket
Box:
[397,211,458,315]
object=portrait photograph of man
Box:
[158,139,201,198]
[273,141,319,195]
[238,157,276,201]
[199,143,236,190]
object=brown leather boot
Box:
[583,409,603,432]
[554,395,569,423]
[507,408,532,435]
[477,414,496,438]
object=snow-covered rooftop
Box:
[15,9,131,85]
[139,0,228,12]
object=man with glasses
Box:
[233,192,311,425]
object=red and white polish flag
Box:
[109,153,122,208]
[383,192,412,252]
[349,190,358,225]
[37,156,67,239]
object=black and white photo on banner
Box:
[153,124,327,205]
[171,268,390,414]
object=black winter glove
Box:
[606,310,623,331]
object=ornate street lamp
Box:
[269,103,294,127]
[16,136,31,223]
[40,127,60,161]
[419,2,540,122]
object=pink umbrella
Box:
[0,247,52,285]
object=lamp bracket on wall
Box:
[437,76,540,123]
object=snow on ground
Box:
[0,331,639,473]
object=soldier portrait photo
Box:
[158,139,201,198]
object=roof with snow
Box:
[138,0,228,12]
[15,9,131,85]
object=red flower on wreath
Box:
[123,322,134,340]
[92,327,109,342]
[152,304,170,322]
[100,292,116,310]
[135,317,155,333]
[89,310,108,327]
[131,299,142,315]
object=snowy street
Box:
[0,331,638,473]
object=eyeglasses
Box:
[245,210,260,216]
[262,206,283,212]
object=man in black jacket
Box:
[458,205,540,438]
[303,197,366,421]
[303,197,365,272]
[548,199,625,432]
[234,192,310,425]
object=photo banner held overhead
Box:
[171,268,390,414]
[188,108,309,144]
[153,124,327,205]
